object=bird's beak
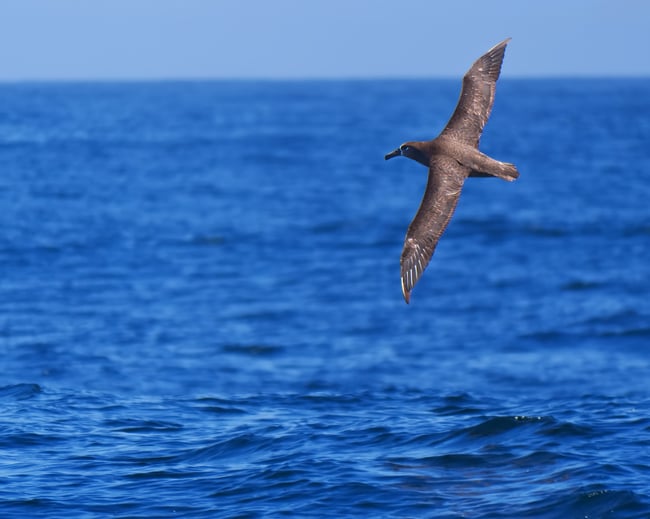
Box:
[384,148,401,160]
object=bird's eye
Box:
[401,145,411,152]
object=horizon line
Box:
[0,73,649,85]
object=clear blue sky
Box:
[1,0,649,80]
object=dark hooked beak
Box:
[384,148,401,160]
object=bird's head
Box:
[384,141,429,166]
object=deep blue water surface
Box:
[1,79,649,517]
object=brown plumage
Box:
[385,38,519,304]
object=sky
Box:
[1,0,649,81]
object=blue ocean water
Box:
[1,78,649,517]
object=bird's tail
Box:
[493,161,519,182]
[465,149,519,182]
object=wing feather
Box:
[400,157,467,303]
[441,38,510,146]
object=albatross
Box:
[385,38,519,303]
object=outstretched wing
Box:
[400,156,467,303]
[441,38,511,146]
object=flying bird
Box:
[385,38,519,303]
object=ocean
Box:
[1,78,649,517]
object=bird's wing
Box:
[440,38,510,147]
[400,156,466,303]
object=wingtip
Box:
[497,37,512,48]
[401,278,411,304]
[468,37,511,80]
[489,37,512,55]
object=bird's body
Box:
[385,38,518,303]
